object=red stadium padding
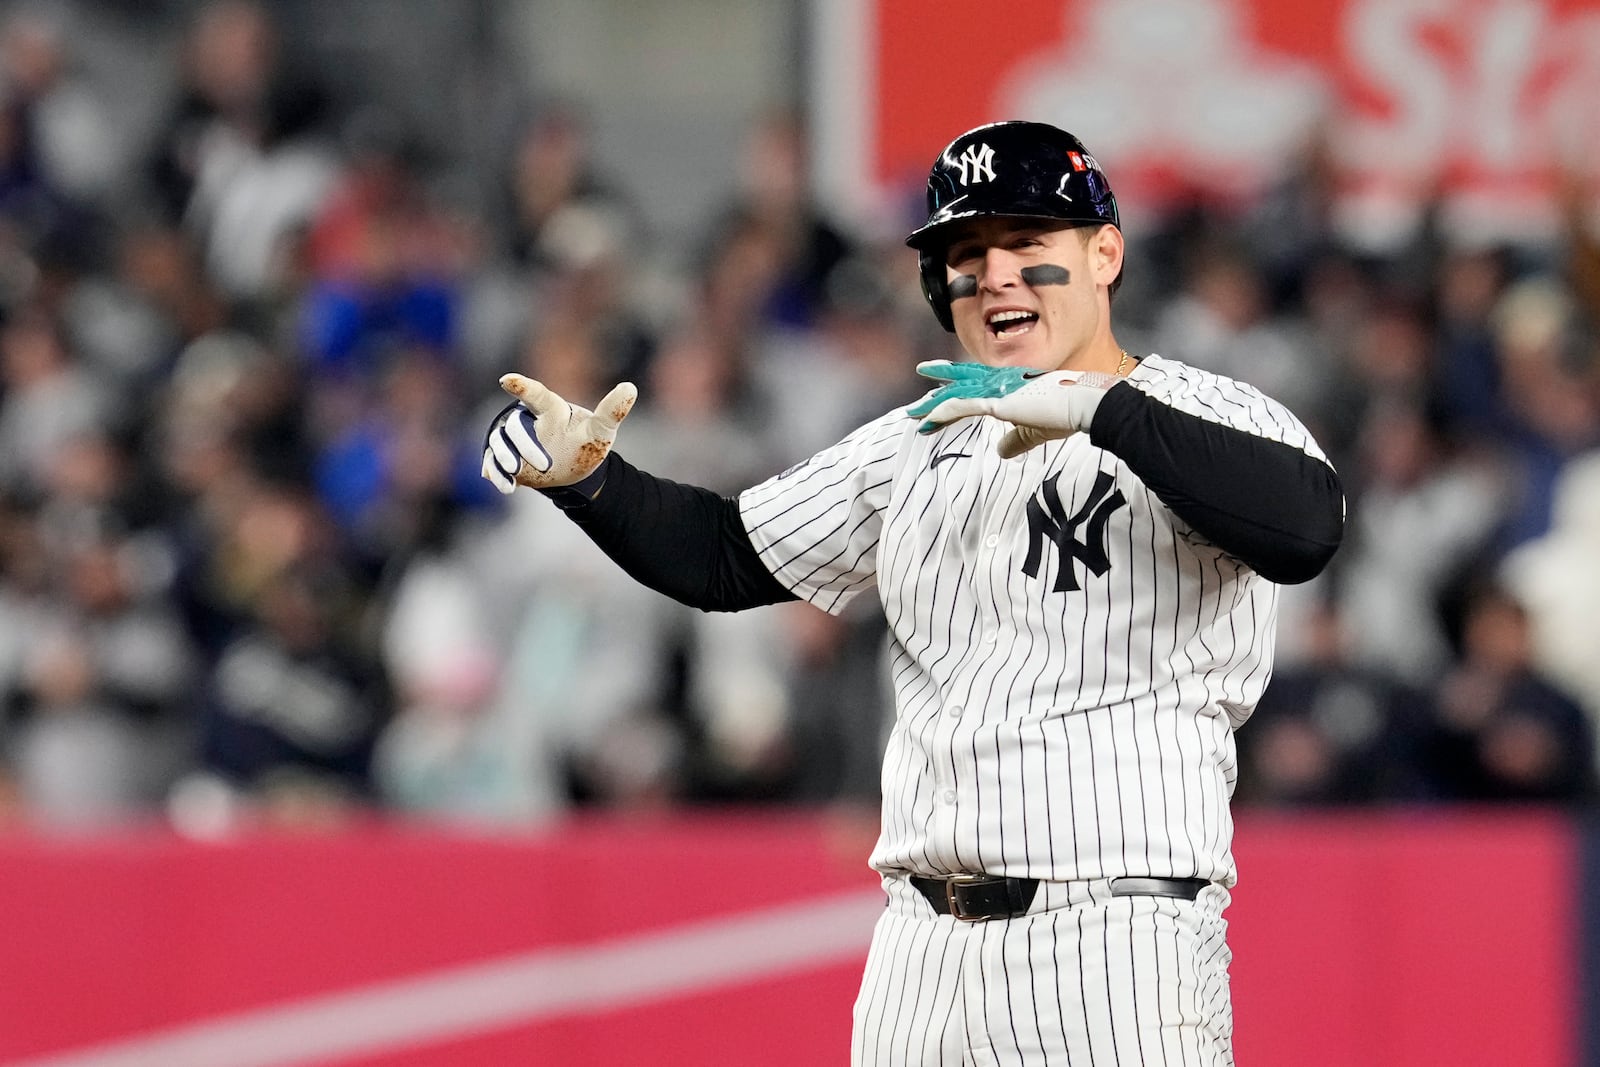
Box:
[0,809,1579,1066]
[1229,808,1576,1067]
[0,811,883,1065]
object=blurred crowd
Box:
[0,1,1597,834]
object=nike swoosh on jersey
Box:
[930,451,971,469]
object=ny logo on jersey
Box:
[952,142,997,185]
[1022,470,1126,593]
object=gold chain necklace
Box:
[1117,350,1131,376]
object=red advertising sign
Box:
[811,0,1600,247]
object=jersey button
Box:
[948,705,962,718]
[983,631,997,643]
[942,790,957,805]
[984,534,1000,548]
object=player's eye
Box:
[946,244,981,268]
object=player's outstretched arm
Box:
[480,375,796,612]
[905,360,1344,584]
[1085,383,1344,584]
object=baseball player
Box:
[482,120,1344,1066]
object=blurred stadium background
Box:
[0,0,1597,1063]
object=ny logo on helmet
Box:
[952,143,996,185]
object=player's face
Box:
[942,219,1113,370]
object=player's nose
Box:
[977,247,1024,291]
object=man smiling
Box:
[482,120,1345,1065]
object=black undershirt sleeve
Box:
[1087,382,1345,584]
[542,453,799,612]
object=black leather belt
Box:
[909,874,1210,922]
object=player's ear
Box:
[1090,225,1124,291]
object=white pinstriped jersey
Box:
[741,354,1329,888]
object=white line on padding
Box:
[9,888,884,1067]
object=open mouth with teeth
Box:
[987,309,1040,338]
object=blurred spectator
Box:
[0,69,86,267]
[705,109,857,333]
[503,103,640,275]
[521,199,659,388]
[683,605,803,802]
[1484,276,1600,548]
[452,104,652,391]
[693,203,788,353]
[383,486,687,817]
[1234,601,1428,807]
[1500,450,1600,743]
[369,512,532,823]
[158,329,312,494]
[1416,582,1595,802]
[0,304,112,496]
[1152,237,1335,418]
[1341,291,1437,411]
[312,348,490,575]
[624,325,777,492]
[753,247,929,458]
[295,108,469,385]
[1285,248,1378,466]
[34,426,163,547]
[774,599,890,806]
[1301,284,1453,483]
[1238,119,1340,310]
[1430,245,1515,439]
[61,222,223,400]
[1334,396,1507,686]
[2,524,198,826]
[167,452,337,661]
[0,8,121,207]
[145,0,338,302]
[193,556,388,810]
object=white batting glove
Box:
[912,361,1121,459]
[481,374,637,494]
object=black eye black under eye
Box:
[1019,264,1070,286]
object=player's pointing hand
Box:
[481,374,637,494]
[908,361,1120,458]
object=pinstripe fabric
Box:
[853,880,1233,1066]
[741,354,1317,1063]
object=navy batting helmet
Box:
[906,121,1121,332]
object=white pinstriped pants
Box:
[852,877,1233,1066]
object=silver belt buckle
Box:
[944,873,1003,922]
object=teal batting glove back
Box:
[906,361,1042,433]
